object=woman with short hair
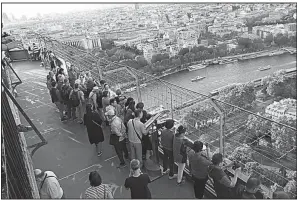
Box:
[84,104,104,156]
[84,171,113,199]
[124,159,151,199]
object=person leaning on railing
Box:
[188,141,212,199]
[208,153,241,199]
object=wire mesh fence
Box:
[43,36,296,198]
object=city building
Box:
[284,23,296,32]
[265,99,297,120]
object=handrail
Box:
[2,83,47,157]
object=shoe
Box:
[117,163,127,168]
[169,174,177,180]
[177,180,185,185]
[97,152,102,157]
[162,169,170,175]
[61,117,67,122]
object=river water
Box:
[162,54,296,95]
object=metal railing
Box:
[40,35,297,198]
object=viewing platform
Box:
[12,61,204,199]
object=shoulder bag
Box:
[132,120,145,146]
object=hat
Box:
[130,159,140,170]
[34,169,43,178]
[119,96,126,101]
[93,86,99,90]
[105,109,115,116]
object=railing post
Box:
[126,67,142,103]
[208,98,225,156]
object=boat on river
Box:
[258,65,271,71]
[188,64,208,71]
[191,76,206,82]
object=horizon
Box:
[2,4,131,19]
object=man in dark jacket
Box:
[50,81,66,121]
[235,177,264,199]
[136,102,152,160]
[188,141,212,198]
[208,153,241,199]
[160,119,176,179]
[61,79,74,120]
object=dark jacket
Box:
[160,129,174,151]
[208,165,233,199]
[50,88,61,103]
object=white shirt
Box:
[38,171,63,199]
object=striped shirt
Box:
[84,184,112,199]
[33,44,39,53]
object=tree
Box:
[110,55,119,62]
[271,117,296,153]
[135,56,148,67]
[264,34,273,45]
[246,114,273,146]
[178,48,189,56]
[237,37,252,48]
[274,33,289,47]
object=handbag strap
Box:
[92,120,102,128]
[40,174,56,190]
[104,184,106,199]
[132,120,142,142]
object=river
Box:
[162,54,296,94]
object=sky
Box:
[2,4,126,19]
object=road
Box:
[13,61,196,198]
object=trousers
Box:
[130,142,143,166]
[192,176,208,199]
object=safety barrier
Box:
[39,35,296,198]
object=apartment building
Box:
[265,99,297,120]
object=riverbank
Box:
[157,47,296,79]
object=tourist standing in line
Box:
[89,86,99,111]
[46,71,55,91]
[124,100,136,128]
[208,153,241,199]
[49,81,66,121]
[173,125,188,185]
[69,83,85,124]
[160,119,176,179]
[117,96,126,122]
[102,90,110,125]
[61,79,75,120]
[107,109,129,168]
[136,102,152,161]
[34,169,65,199]
[68,65,77,88]
[84,171,113,199]
[127,110,148,168]
[124,159,152,199]
[188,141,212,198]
[84,104,104,156]
[86,77,95,97]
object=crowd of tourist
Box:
[34,55,293,199]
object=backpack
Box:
[70,90,80,107]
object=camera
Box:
[232,161,241,170]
